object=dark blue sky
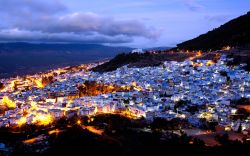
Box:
[0,0,249,48]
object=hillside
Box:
[92,51,194,73]
[0,42,132,78]
[177,11,250,50]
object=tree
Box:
[238,123,242,133]
[216,133,229,145]
[220,71,228,77]
[174,100,190,110]
[42,76,54,86]
[0,82,4,90]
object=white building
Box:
[131,48,144,53]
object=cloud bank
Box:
[0,0,160,44]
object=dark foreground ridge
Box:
[0,114,249,156]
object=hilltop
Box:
[92,51,194,73]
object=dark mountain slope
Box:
[177,11,250,50]
[92,52,194,73]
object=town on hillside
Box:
[0,49,249,148]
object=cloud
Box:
[0,28,132,44]
[24,12,160,39]
[184,0,204,11]
[0,0,160,44]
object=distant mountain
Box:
[0,42,133,78]
[0,42,132,55]
[177,11,250,50]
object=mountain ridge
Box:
[177,11,250,50]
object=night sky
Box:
[0,0,249,48]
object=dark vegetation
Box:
[0,42,132,78]
[226,53,250,71]
[231,98,250,106]
[174,99,191,110]
[77,80,130,97]
[0,114,249,156]
[177,11,250,50]
[230,98,250,119]
[0,82,4,90]
[151,117,189,130]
